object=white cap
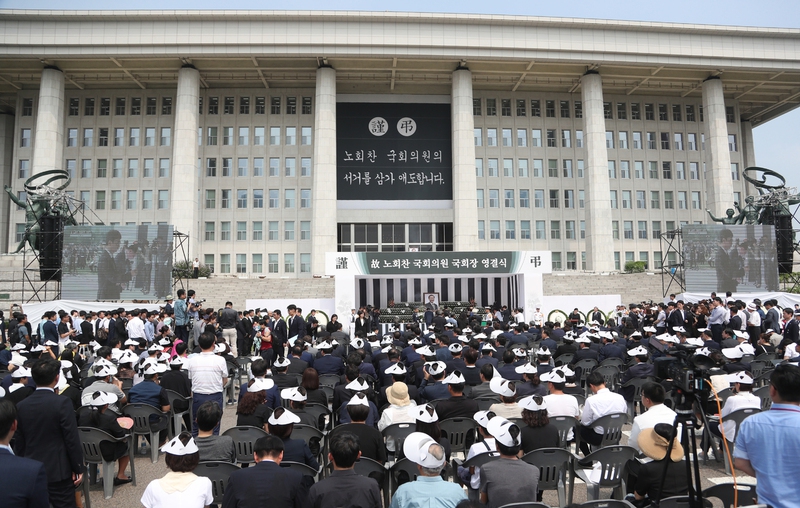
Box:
[250,377,275,392]
[44,340,58,347]
[514,362,538,375]
[10,343,26,351]
[540,369,567,384]
[118,350,139,364]
[317,341,333,350]
[746,302,757,311]
[533,347,549,356]
[442,370,466,385]
[672,326,686,333]
[385,363,407,375]
[575,336,591,344]
[409,404,439,423]
[408,337,422,346]
[403,432,445,468]
[94,363,118,377]
[86,390,117,407]
[473,333,487,340]
[169,356,185,367]
[281,387,307,402]
[351,338,365,350]
[11,366,31,378]
[142,362,167,375]
[490,377,516,397]
[416,346,434,357]
[268,408,301,426]
[481,343,496,352]
[627,346,649,357]
[694,347,713,357]
[643,326,657,333]
[30,345,46,353]
[514,347,529,358]
[685,338,704,347]
[473,410,495,428]
[425,361,446,376]
[462,327,473,334]
[519,395,547,412]
[124,339,139,346]
[347,392,370,407]
[161,435,199,456]
[448,343,463,353]
[147,343,163,353]
[488,417,521,447]
[273,357,291,368]
[726,372,755,385]
[345,378,370,392]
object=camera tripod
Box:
[651,388,708,508]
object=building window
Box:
[678,191,687,209]
[535,221,545,240]
[608,160,616,178]
[236,222,247,241]
[114,97,126,115]
[285,158,296,177]
[574,101,583,118]
[564,189,574,209]
[550,221,560,239]
[658,103,668,121]
[284,189,296,209]
[286,97,297,115]
[547,129,557,148]
[478,220,485,240]
[560,100,571,118]
[650,191,660,209]
[549,189,559,208]
[501,99,511,117]
[17,159,29,179]
[300,221,311,241]
[111,190,121,210]
[565,220,575,239]
[605,131,614,149]
[205,190,216,209]
[269,190,279,208]
[664,191,674,209]
[221,189,231,209]
[206,158,217,177]
[22,98,33,116]
[300,189,311,208]
[520,221,531,240]
[486,99,496,116]
[157,190,168,209]
[489,220,500,240]
[486,128,497,147]
[603,102,613,119]
[530,99,541,117]
[67,128,77,147]
[237,189,247,209]
[579,190,585,208]
[731,163,740,180]
[237,158,248,177]
[728,134,738,152]
[254,127,265,145]
[623,221,633,240]
[253,189,264,208]
[286,127,297,145]
[505,220,515,239]
[503,189,514,208]
[475,159,484,178]
[487,159,498,177]
[126,190,137,210]
[266,253,278,273]
[518,159,529,177]
[476,189,484,208]
[519,189,530,208]
[531,129,542,147]
[662,162,672,179]
[659,132,670,150]
[692,191,701,209]
[502,129,512,147]
[488,189,499,208]
[546,100,556,118]
[301,97,312,115]
[95,191,106,210]
[473,98,481,116]
[652,221,662,239]
[726,106,735,123]
[284,254,295,273]
[534,189,544,208]
[300,253,311,273]
[687,133,697,151]
[610,190,618,209]
[252,222,263,241]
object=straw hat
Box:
[639,423,683,462]
[386,382,411,406]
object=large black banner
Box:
[336,102,452,201]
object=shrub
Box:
[624,261,647,273]
[173,260,212,279]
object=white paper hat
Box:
[0,386,5,397]
[351,338,365,350]
[519,395,548,412]
[118,350,139,364]
[366,331,377,338]
[169,356,185,367]
[403,432,445,468]
[726,371,755,385]
[86,390,117,407]
[95,363,118,377]
[481,343,496,352]
[161,435,199,456]
[158,337,173,346]
[630,331,643,338]
[10,343,27,351]
[514,362,538,375]
[408,337,422,346]
[444,322,454,328]
[385,363,407,375]
[111,348,124,361]
[462,327,473,334]
[457,335,470,344]
[448,343,463,353]
[627,346,649,357]
[347,392,370,407]
[490,376,516,397]
[722,345,747,359]
[157,352,171,363]
[214,343,227,354]
[513,347,528,358]
[533,347,549,356]
[473,333,487,340]
[643,326,657,333]
[442,370,466,385]
[425,361,447,376]
[694,347,713,357]
[281,387,307,402]
[317,341,333,350]
[345,377,370,392]
[381,335,394,346]
[11,366,31,378]
[44,340,58,347]
[488,417,521,447]
[268,408,302,426]
[89,340,100,349]
[250,377,276,392]
[473,410,495,428]
[60,359,73,370]
[124,339,139,346]
[685,338,704,347]
[540,369,567,384]
[409,403,439,424]
[30,345,46,353]
[142,362,167,375]
[672,326,686,333]
[416,346,434,357]
[273,357,291,368]
[739,343,756,355]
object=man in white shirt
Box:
[514,308,525,324]
[126,309,146,344]
[532,307,544,328]
[580,370,628,455]
[542,368,580,419]
[628,382,678,455]
[185,331,228,436]
[707,372,760,447]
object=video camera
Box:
[659,344,715,412]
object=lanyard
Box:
[771,407,800,414]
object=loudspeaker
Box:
[763,207,795,274]
[38,214,63,281]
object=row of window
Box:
[203,188,311,209]
[545,251,677,271]
[476,219,697,243]
[472,98,736,123]
[474,158,742,181]
[202,157,312,178]
[473,128,738,152]
[203,220,311,242]
[89,190,169,211]
[476,188,699,210]
[199,126,312,147]
[17,158,173,180]
[203,253,311,275]
[20,95,313,118]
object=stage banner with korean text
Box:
[336,102,452,201]
[326,251,552,276]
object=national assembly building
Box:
[0,10,798,280]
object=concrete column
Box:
[702,77,734,218]
[740,120,757,197]
[311,66,338,275]
[32,67,65,176]
[170,66,200,257]
[451,69,479,251]
[0,114,14,253]
[581,72,615,272]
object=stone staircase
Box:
[178,276,335,309]
[543,271,668,303]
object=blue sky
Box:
[1,0,798,191]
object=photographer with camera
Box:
[735,364,800,508]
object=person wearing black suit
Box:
[354,311,370,338]
[0,398,49,508]
[222,434,308,508]
[14,359,84,508]
[42,313,59,349]
[287,348,310,376]
[287,305,305,341]
[272,310,288,361]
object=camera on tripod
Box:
[658,344,716,411]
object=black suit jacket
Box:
[0,448,49,508]
[288,315,305,340]
[222,460,308,508]
[14,389,84,483]
[273,319,288,347]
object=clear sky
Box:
[1,0,798,192]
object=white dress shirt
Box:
[544,393,581,418]
[629,403,678,453]
[185,352,228,394]
[581,388,628,433]
[126,316,145,339]
[720,392,761,441]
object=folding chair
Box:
[222,425,269,465]
[589,412,627,450]
[521,447,573,506]
[550,416,579,451]
[382,422,415,460]
[439,417,478,456]
[194,461,240,505]
[77,426,136,500]
[122,403,170,463]
[702,482,757,508]
[164,389,193,438]
[292,424,326,461]
[571,445,637,501]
